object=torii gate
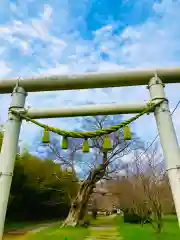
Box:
[0,67,180,238]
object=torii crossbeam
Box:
[0,67,180,239]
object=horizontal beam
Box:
[25,103,152,119]
[1,67,180,94]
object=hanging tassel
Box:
[124,125,131,140]
[82,139,90,152]
[42,128,50,144]
[61,136,68,149]
[103,135,112,152]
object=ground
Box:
[3,215,180,240]
[116,215,180,240]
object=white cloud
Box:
[39,64,69,75]
[0,61,11,77]
[41,5,53,21]
[0,5,53,50]
[0,0,180,150]
[121,1,180,68]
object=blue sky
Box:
[0,0,180,155]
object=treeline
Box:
[5,151,79,223]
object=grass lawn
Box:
[4,221,90,240]
[4,219,61,232]
[26,224,90,240]
[116,215,180,240]
[91,214,117,226]
[4,214,180,240]
[3,216,114,240]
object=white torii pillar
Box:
[0,85,27,239]
[148,75,180,226]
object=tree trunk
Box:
[61,180,94,227]
[62,155,108,227]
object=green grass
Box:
[4,222,37,231]
[91,215,116,226]
[90,227,120,240]
[4,216,114,240]
[4,214,180,240]
[116,215,180,240]
[4,222,90,240]
[26,224,90,240]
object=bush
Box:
[124,212,141,224]
[123,208,152,224]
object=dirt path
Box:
[86,215,121,240]
[4,215,120,240]
[3,221,61,238]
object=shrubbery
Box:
[123,208,152,224]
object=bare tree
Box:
[111,143,170,232]
[129,144,164,232]
[106,142,176,232]
[45,115,138,227]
